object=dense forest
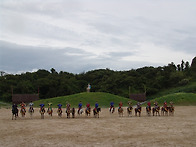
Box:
[0,57,196,102]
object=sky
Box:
[0,0,196,74]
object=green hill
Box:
[149,93,196,106]
[33,92,137,108]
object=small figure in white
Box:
[87,83,91,92]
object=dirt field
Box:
[0,106,196,147]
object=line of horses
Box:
[12,105,174,120]
[12,107,101,120]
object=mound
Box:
[33,92,137,108]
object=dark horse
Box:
[109,107,115,114]
[12,105,18,120]
[161,106,169,116]
[57,108,62,117]
[135,107,142,117]
[71,108,75,118]
[127,106,133,117]
[118,107,123,117]
[40,107,45,119]
[146,106,151,116]
[152,106,160,116]
[85,107,91,116]
[93,108,101,118]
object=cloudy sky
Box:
[0,0,196,74]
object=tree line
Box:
[0,57,196,102]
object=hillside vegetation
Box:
[33,92,137,108]
[150,93,196,106]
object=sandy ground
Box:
[0,106,196,147]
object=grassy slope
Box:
[33,92,137,108]
[148,93,196,106]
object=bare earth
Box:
[0,106,196,147]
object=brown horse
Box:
[93,108,101,118]
[71,108,75,118]
[118,107,123,117]
[152,106,160,116]
[40,107,45,119]
[20,108,26,117]
[47,108,53,116]
[66,108,71,118]
[146,106,151,116]
[57,108,62,117]
[135,107,141,117]
[161,106,169,116]
[168,106,175,116]
[127,107,133,117]
[85,107,91,116]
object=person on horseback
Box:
[78,101,82,113]
[110,101,114,111]
[12,103,18,116]
[118,101,123,110]
[39,103,45,112]
[154,101,158,109]
[147,101,151,110]
[86,102,90,111]
[163,101,167,110]
[29,101,34,113]
[66,102,71,112]
[136,102,141,109]
[20,102,26,112]
[94,101,99,113]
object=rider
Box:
[163,101,167,110]
[66,102,71,111]
[136,102,141,109]
[20,102,26,112]
[39,103,45,112]
[78,101,82,113]
[57,104,62,111]
[110,101,114,111]
[147,101,151,110]
[94,101,99,112]
[86,102,90,112]
[154,101,158,109]
[12,103,18,116]
[118,101,123,110]
[29,101,34,112]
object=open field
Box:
[0,106,196,147]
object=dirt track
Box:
[0,106,196,147]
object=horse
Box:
[20,107,26,117]
[118,107,123,117]
[127,106,133,117]
[161,106,169,116]
[135,107,141,117]
[168,106,175,116]
[29,107,34,118]
[12,107,18,120]
[71,108,75,118]
[109,107,115,114]
[78,108,83,116]
[93,108,101,118]
[85,107,91,116]
[66,108,71,118]
[40,107,45,119]
[57,108,62,117]
[152,106,160,116]
[47,108,53,116]
[146,106,151,116]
